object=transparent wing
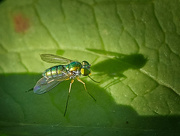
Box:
[33,77,61,94]
[33,73,70,94]
[40,54,73,64]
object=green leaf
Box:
[0,0,180,135]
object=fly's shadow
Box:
[87,49,147,88]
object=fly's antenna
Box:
[88,76,100,83]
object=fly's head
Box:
[81,61,91,76]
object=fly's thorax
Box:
[42,65,67,78]
[68,70,81,79]
[81,61,91,76]
[65,61,82,79]
[66,61,82,72]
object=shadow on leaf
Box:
[0,74,179,135]
[87,49,147,88]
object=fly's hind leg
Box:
[64,79,74,116]
[77,77,96,101]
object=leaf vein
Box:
[33,2,60,48]
[140,69,179,96]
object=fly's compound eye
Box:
[82,61,90,67]
[81,68,91,76]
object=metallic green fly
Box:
[28,54,99,116]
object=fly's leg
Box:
[77,77,96,101]
[64,79,74,116]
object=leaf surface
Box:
[0,0,180,135]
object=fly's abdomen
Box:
[43,65,67,78]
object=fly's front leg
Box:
[64,79,74,116]
[76,77,96,101]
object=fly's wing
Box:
[33,73,70,94]
[40,54,73,64]
[33,77,61,94]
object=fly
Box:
[28,54,99,116]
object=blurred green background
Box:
[0,0,180,135]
